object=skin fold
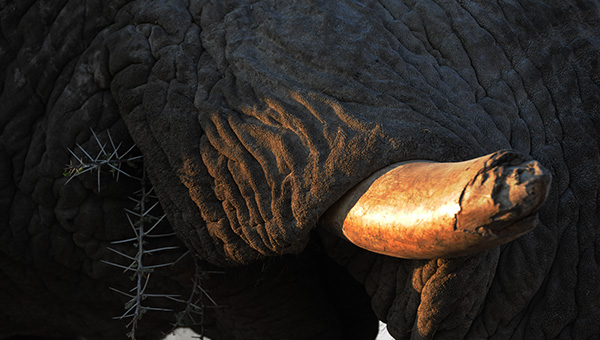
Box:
[1,0,600,339]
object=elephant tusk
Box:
[319,150,552,259]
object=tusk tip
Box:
[320,150,553,259]
[457,151,552,238]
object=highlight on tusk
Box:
[319,150,552,259]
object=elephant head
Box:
[1,0,599,339]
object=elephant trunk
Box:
[319,150,551,259]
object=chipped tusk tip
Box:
[319,150,552,259]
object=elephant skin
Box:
[1,0,599,339]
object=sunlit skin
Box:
[320,150,551,259]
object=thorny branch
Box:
[64,129,142,192]
[65,129,219,340]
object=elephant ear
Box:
[107,0,486,265]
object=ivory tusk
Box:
[319,150,552,259]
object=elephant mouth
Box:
[319,150,552,259]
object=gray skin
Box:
[1,0,599,339]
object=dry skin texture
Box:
[1,0,600,339]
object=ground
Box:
[163,323,395,340]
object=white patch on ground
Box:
[163,328,203,340]
[377,322,395,340]
[163,322,395,339]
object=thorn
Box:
[125,214,141,238]
[109,287,135,298]
[76,143,94,161]
[111,237,139,244]
[117,303,138,320]
[104,147,117,162]
[67,147,84,163]
[145,215,167,235]
[101,260,137,273]
[107,162,140,180]
[141,273,152,291]
[144,201,161,216]
[145,232,177,238]
[112,314,135,320]
[143,307,173,312]
[197,285,218,306]
[64,175,77,185]
[124,208,143,218]
[186,314,199,325]
[171,250,190,266]
[164,296,187,303]
[90,128,107,156]
[143,293,180,299]
[122,144,139,158]
[107,247,137,260]
[144,246,179,254]
[107,130,118,154]
[97,167,101,192]
[122,261,137,274]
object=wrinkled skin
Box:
[1,0,600,339]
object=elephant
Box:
[1,0,599,339]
